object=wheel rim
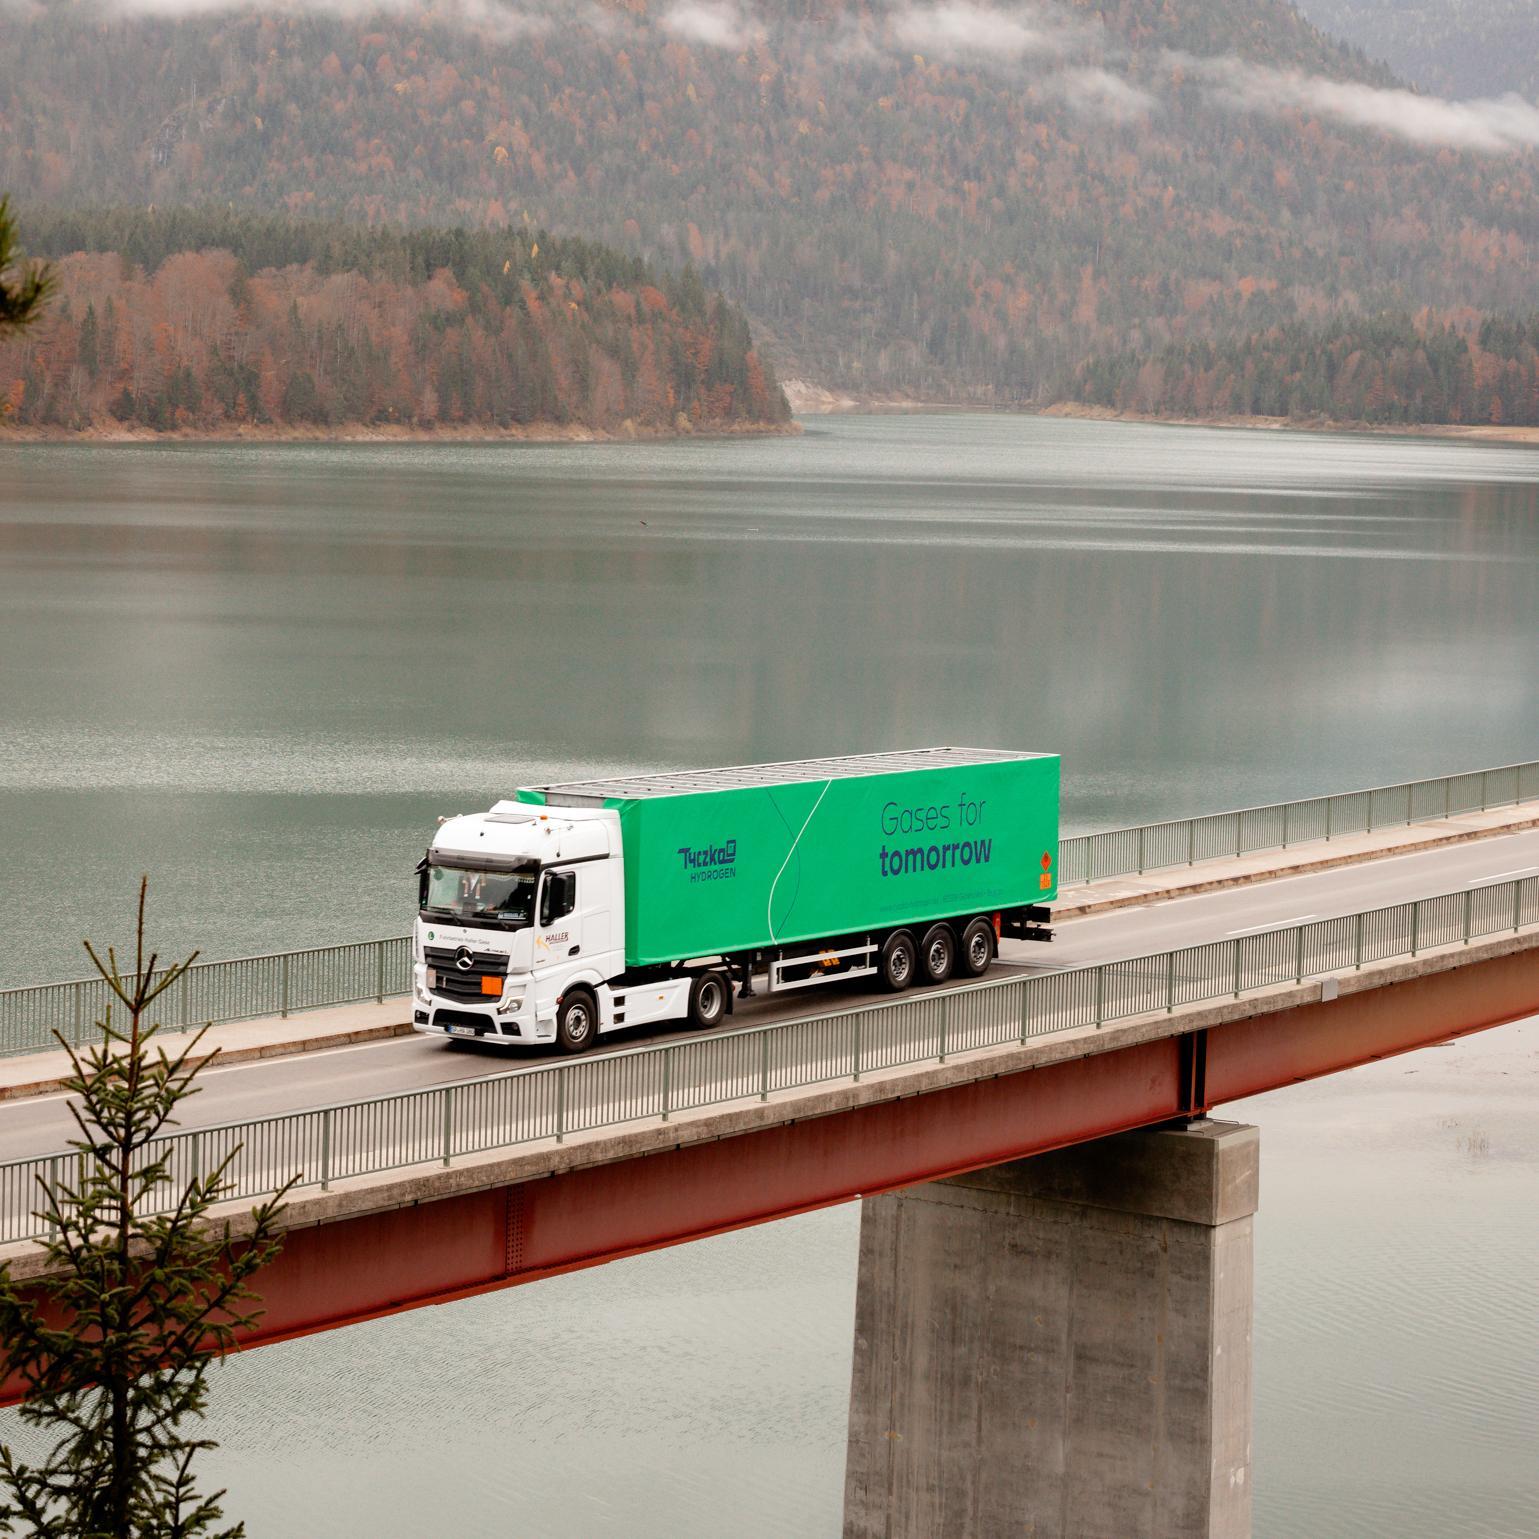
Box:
[891,947,911,984]
[928,939,950,976]
[567,1003,590,1040]
[969,932,990,970]
[700,981,721,1019]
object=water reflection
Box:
[2,416,1536,982]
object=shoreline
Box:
[1037,401,1539,448]
[0,418,802,446]
[787,389,1539,448]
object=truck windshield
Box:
[422,865,537,930]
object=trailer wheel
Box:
[688,971,729,1031]
[958,917,995,978]
[919,924,955,985]
[556,989,598,1053]
[879,930,917,992]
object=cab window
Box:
[540,869,577,927]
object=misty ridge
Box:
[11,0,1538,151]
[6,0,1539,414]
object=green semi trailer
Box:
[412,747,1059,1051]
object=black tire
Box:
[688,971,729,1031]
[918,923,955,984]
[958,917,995,978]
[879,929,917,992]
[556,988,598,1053]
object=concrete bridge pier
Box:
[842,1119,1259,1539]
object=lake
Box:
[1,413,1536,1535]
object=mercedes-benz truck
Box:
[412,746,1058,1052]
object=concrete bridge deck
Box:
[4,824,1536,1266]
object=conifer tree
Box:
[0,880,290,1539]
[0,199,51,335]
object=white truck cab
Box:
[413,802,628,1050]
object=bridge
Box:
[2,760,1537,1538]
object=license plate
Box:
[446,1024,477,1038]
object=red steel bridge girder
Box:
[2,945,1535,1398]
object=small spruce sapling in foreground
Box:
[0,879,290,1539]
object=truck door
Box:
[533,867,581,1025]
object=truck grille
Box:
[424,945,508,1002]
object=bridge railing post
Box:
[320,1108,333,1190]
[853,1014,863,1080]
[1355,911,1364,970]
[1410,902,1420,958]
[1464,888,1473,944]
[661,1047,672,1122]
[1232,940,1242,999]
[1295,925,1305,983]
[45,1157,61,1235]
[375,941,385,1005]
[1166,950,1176,1013]
[441,1085,454,1167]
[760,1031,770,1102]
[1514,879,1523,934]
[1093,966,1104,1028]
[555,1072,565,1145]
[280,953,290,1019]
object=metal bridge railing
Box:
[2,758,1535,1062]
[3,873,1535,1246]
[1056,758,1539,886]
[0,938,411,1061]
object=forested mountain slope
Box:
[3,0,1538,402]
[0,213,790,433]
[1293,0,1539,101]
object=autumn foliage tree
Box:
[0,213,789,433]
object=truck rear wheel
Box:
[688,971,728,1031]
[919,924,955,984]
[879,930,917,992]
[958,917,995,978]
[556,989,598,1053]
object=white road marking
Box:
[1227,915,1316,935]
[1465,866,1538,885]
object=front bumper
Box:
[411,994,555,1045]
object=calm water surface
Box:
[1,414,1536,1535]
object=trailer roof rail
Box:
[531,746,1053,802]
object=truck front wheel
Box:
[879,930,917,992]
[556,989,598,1054]
[688,971,728,1031]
